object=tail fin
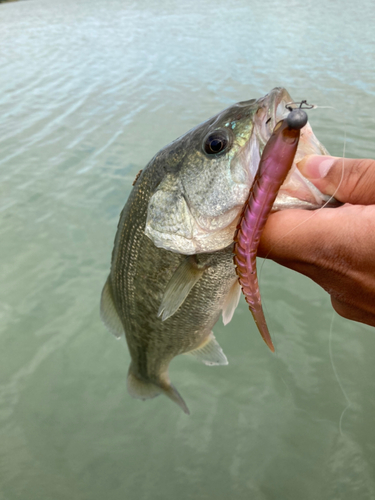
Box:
[127,364,190,415]
[163,384,190,415]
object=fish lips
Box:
[255,88,339,210]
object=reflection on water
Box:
[1,0,375,498]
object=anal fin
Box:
[222,280,241,325]
[186,332,228,366]
[100,277,124,339]
[158,256,206,321]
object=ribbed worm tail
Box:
[233,110,306,352]
[234,217,275,352]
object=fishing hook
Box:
[285,100,315,112]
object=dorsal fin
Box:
[100,278,124,339]
[158,256,206,321]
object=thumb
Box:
[297,155,375,205]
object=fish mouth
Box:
[145,88,339,257]
[252,87,336,210]
[254,87,293,143]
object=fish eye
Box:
[203,129,231,155]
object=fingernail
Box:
[297,155,335,179]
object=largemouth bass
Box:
[101,87,333,414]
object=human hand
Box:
[258,155,375,327]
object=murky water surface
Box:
[1,0,375,498]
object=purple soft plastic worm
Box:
[234,110,306,351]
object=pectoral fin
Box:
[222,280,241,325]
[186,332,228,366]
[100,278,124,339]
[158,256,206,321]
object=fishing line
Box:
[311,105,336,109]
[279,313,352,432]
[285,101,335,111]
[328,311,352,436]
[257,107,351,433]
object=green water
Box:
[1,0,375,498]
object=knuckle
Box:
[331,297,354,321]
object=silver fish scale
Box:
[109,153,236,383]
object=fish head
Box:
[145,87,330,255]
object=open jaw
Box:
[253,87,333,211]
